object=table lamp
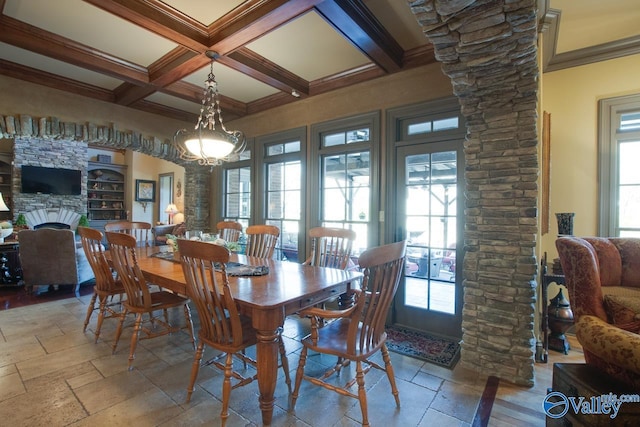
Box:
[165,203,178,224]
[0,193,11,243]
[0,193,9,212]
[173,212,184,225]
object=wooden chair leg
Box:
[83,292,98,332]
[128,313,143,370]
[291,346,309,408]
[182,304,196,349]
[381,344,400,407]
[94,297,107,343]
[112,308,127,354]
[355,361,370,427]
[220,353,234,426]
[186,342,205,403]
[278,338,291,394]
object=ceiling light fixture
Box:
[174,51,245,166]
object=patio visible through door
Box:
[393,142,463,339]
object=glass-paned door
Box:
[158,173,174,224]
[266,159,302,261]
[321,151,370,256]
[394,143,463,338]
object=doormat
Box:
[385,326,461,369]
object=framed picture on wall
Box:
[135,179,156,202]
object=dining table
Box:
[132,246,363,425]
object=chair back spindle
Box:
[307,227,356,270]
[245,225,280,258]
[217,220,243,243]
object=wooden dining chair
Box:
[78,226,126,344]
[106,231,195,370]
[303,226,357,313]
[291,240,407,427]
[177,239,291,423]
[216,220,243,243]
[105,221,153,246]
[245,224,280,258]
[304,227,356,269]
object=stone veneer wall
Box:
[409,0,539,385]
[13,137,88,215]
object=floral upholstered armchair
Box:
[556,236,640,388]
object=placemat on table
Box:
[150,252,269,276]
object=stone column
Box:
[409,0,539,386]
[183,164,211,231]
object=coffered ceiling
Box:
[0,0,638,124]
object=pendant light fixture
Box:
[174,51,245,166]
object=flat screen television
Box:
[21,165,82,195]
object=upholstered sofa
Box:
[19,228,95,294]
[555,236,640,388]
[153,222,186,246]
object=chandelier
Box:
[174,51,245,166]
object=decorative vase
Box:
[547,288,574,354]
[555,212,575,236]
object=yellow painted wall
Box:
[541,54,640,260]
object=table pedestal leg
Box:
[253,309,284,425]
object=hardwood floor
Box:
[0,282,585,426]
[0,283,94,310]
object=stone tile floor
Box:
[0,292,584,426]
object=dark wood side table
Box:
[537,252,566,363]
[547,363,640,425]
[0,240,21,286]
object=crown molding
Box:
[542,9,640,73]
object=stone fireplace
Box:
[24,208,81,230]
[12,136,87,217]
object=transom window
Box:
[266,141,301,156]
[323,128,370,147]
[407,116,459,135]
